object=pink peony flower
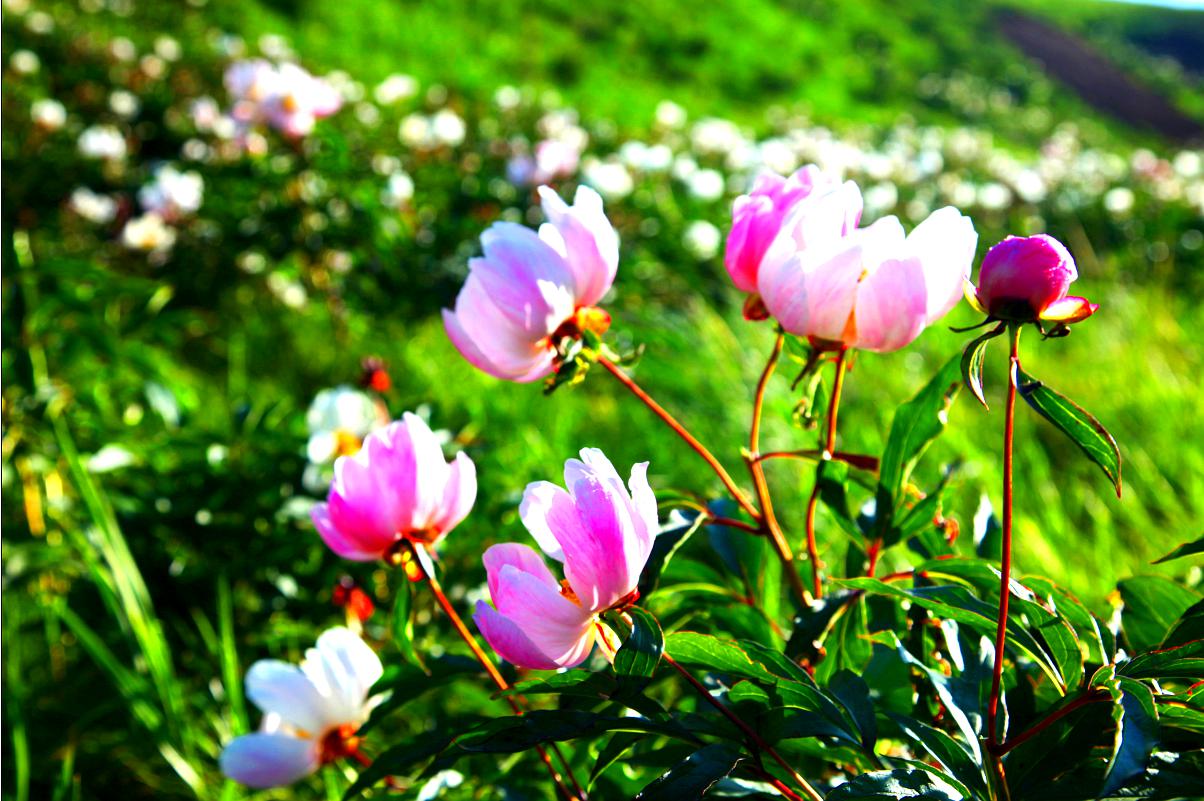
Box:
[725,165,862,296]
[758,206,977,352]
[968,235,1097,325]
[220,627,383,789]
[310,413,476,561]
[443,185,618,382]
[473,448,657,669]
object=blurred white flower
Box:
[68,187,118,224]
[682,220,721,260]
[225,59,342,139]
[109,89,140,119]
[78,125,127,160]
[1104,187,1135,215]
[685,168,725,201]
[88,445,136,473]
[978,182,1012,211]
[305,386,387,467]
[121,213,176,252]
[109,37,136,62]
[582,157,633,200]
[691,118,744,155]
[384,171,415,206]
[863,181,899,217]
[374,73,419,105]
[399,113,433,147]
[138,165,204,219]
[154,36,182,62]
[417,771,466,801]
[655,100,687,129]
[1173,151,1201,180]
[267,272,308,309]
[494,85,522,111]
[619,141,672,173]
[10,49,40,74]
[431,109,466,147]
[31,98,66,130]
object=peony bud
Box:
[969,235,1097,325]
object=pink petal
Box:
[1039,295,1097,323]
[483,542,560,600]
[561,473,635,611]
[797,241,864,342]
[474,222,576,337]
[487,566,596,666]
[519,481,578,562]
[311,503,380,562]
[537,185,619,306]
[220,733,319,789]
[400,413,451,528]
[853,257,930,352]
[431,451,477,537]
[443,276,556,382]
[905,207,978,323]
[474,602,582,670]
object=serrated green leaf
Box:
[1099,679,1159,798]
[1013,365,1122,497]
[634,744,744,800]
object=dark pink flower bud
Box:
[970,235,1097,325]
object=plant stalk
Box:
[801,347,849,598]
[410,544,586,801]
[598,355,760,520]
[987,325,1021,750]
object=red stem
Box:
[748,331,812,609]
[415,546,585,801]
[988,326,1021,750]
[664,654,823,801]
[802,347,849,599]
[705,516,763,534]
[598,356,761,521]
[992,691,1108,756]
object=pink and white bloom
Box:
[474,449,657,670]
[443,185,618,382]
[310,413,476,561]
[758,206,977,352]
[220,627,383,789]
[967,235,1097,325]
[138,165,204,220]
[725,165,862,295]
[225,59,341,139]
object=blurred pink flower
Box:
[758,207,977,352]
[507,138,582,186]
[443,185,618,382]
[968,235,1097,325]
[725,165,862,296]
[219,627,382,788]
[474,448,657,669]
[224,59,341,139]
[310,413,476,561]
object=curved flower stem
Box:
[747,331,812,609]
[987,325,1022,751]
[663,654,823,801]
[991,690,1108,756]
[411,545,586,801]
[704,516,763,534]
[801,347,849,599]
[598,356,760,520]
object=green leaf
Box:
[876,355,962,529]
[817,460,864,538]
[1162,599,1204,648]
[960,324,1004,409]
[391,577,424,669]
[830,670,879,752]
[359,657,483,733]
[837,578,1067,691]
[665,632,791,686]
[886,714,988,798]
[1013,365,1122,498]
[1152,536,1204,564]
[1119,639,1204,681]
[639,510,707,598]
[1099,678,1160,798]
[590,732,643,788]
[825,768,967,800]
[614,607,665,694]
[634,744,744,800]
[1117,576,1201,651]
[456,710,688,753]
[344,731,457,798]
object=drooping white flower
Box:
[219,628,383,789]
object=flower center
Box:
[549,305,611,345]
[559,579,581,606]
[318,723,361,765]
